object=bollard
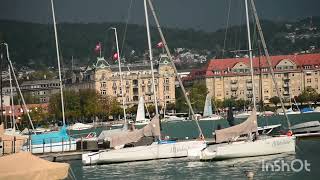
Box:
[50,138,52,153]
[13,136,16,153]
[43,139,45,154]
[62,137,64,153]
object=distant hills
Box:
[0,17,319,70]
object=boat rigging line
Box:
[147,0,204,138]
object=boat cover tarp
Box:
[69,123,93,130]
[215,109,258,143]
[31,126,72,145]
[98,128,123,141]
[0,152,69,180]
[301,107,313,113]
[109,115,160,147]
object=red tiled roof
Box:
[205,53,320,76]
[208,53,320,69]
[183,53,320,81]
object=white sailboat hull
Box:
[199,115,223,121]
[22,140,77,154]
[200,136,295,160]
[82,140,206,165]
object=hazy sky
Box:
[1,0,320,31]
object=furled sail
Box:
[109,115,161,147]
[203,94,213,117]
[215,109,258,143]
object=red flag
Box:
[157,41,164,48]
[113,53,119,60]
[95,42,101,52]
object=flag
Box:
[156,41,164,48]
[113,53,119,60]
[95,42,101,52]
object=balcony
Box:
[247,94,253,98]
[282,77,290,81]
[231,94,238,98]
[283,91,289,96]
[231,86,238,91]
[247,85,253,90]
[145,91,153,95]
[231,80,238,84]
[283,83,289,88]
[132,84,139,88]
[246,79,252,83]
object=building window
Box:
[165,78,169,83]
[315,78,318,83]
[307,79,312,83]
[165,86,169,91]
[101,82,106,87]
[304,65,312,69]
[101,90,107,95]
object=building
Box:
[185,53,320,104]
[19,79,61,103]
[66,55,176,106]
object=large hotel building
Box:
[66,55,176,106]
[185,53,320,104]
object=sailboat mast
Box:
[8,66,15,131]
[111,28,127,125]
[249,0,291,129]
[147,0,204,137]
[144,0,159,115]
[244,0,257,110]
[51,0,66,126]
[2,43,35,131]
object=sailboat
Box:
[82,0,207,165]
[134,97,150,126]
[199,0,295,161]
[22,0,76,153]
[199,94,223,121]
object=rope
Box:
[222,0,232,57]
[120,0,134,57]
[147,0,204,138]
[69,167,77,180]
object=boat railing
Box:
[0,137,26,155]
[27,136,76,154]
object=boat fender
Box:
[286,130,293,136]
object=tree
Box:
[79,89,101,119]
[269,96,281,107]
[223,98,236,108]
[48,90,81,122]
[188,82,208,112]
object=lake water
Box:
[69,114,320,180]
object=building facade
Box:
[185,53,320,104]
[67,55,176,107]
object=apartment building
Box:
[185,53,320,104]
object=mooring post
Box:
[13,136,16,153]
[42,139,45,154]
